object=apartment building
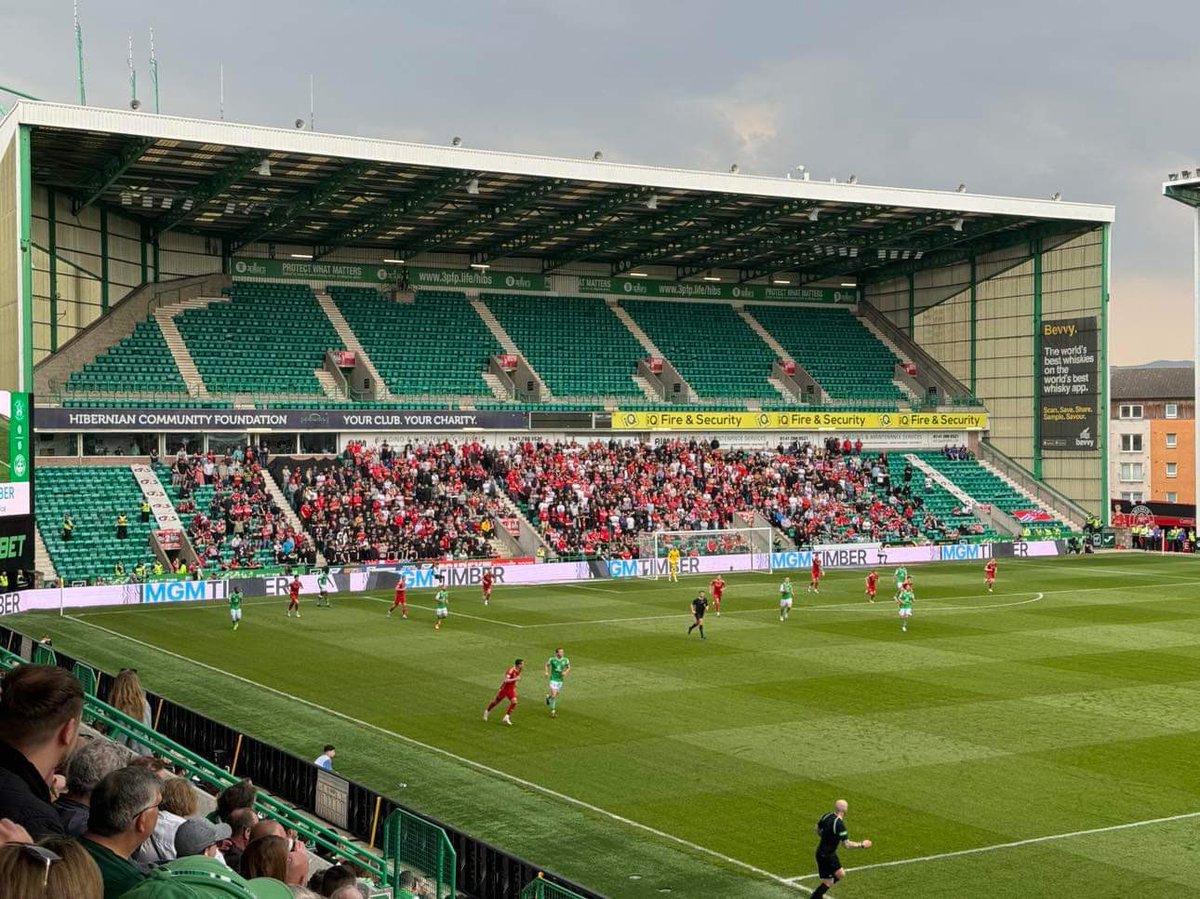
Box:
[1110,365,1195,506]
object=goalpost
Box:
[636,527,774,579]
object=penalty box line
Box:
[784,809,1200,882]
[60,614,811,894]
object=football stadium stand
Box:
[913,450,1073,538]
[620,300,777,400]
[65,320,187,396]
[482,293,647,399]
[176,282,344,396]
[328,287,501,399]
[749,306,908,403]
[35,467,157,582]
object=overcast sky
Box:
[2,0,1197,365]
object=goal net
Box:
[636,527,773,579]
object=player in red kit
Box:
[483,658,523,726]
[865,569,879,603]
[808,555,822,594]
[985,559,997,593]
[388,578,408,618]
[286,575,301,618]
[710,575,726,616]
[482,570,494,606]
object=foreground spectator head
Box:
[289,887,323,899]
[174,817,233,859]
[329,887,366,899]
[227,807,259,848]
[320,863,357,895]
[57,738,127,836]
[0,836,103,899]
[121,854,293,898]
[127,754,172,780]
[216,778,257,821]
[160,777,199,818]
[0,664,84,837]
[108,669,148,721]
[249,818,285,843]
[82,765,162,897]
[241,834,288,881]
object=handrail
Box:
[855,300,974,400]
[0,646,390,886]
[977,439,1092,524]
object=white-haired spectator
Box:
[56,737,127,836]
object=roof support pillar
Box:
[1032,236,1044,481]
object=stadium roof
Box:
[1111,365,1195,401]
[8,101,1115,285]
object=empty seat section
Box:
[482,294,644,398]
[66,321,187,395]
[328,287,500,397]
[176,282,343,395]
[620,300,775,399]
[35,466,159,583]
[750,306,906,403]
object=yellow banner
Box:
[611,410,988,431]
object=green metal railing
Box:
[520,873,588,899]
[382,807,456,898]
[0,646,392,888]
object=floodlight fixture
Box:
[1168,173,1180,182]
[593,150,603,160]
[256,159,271,177]
[646,195,659,210]
[1051,191,1062,201]
[161,196,173,210]
[807,208,820,222]
[955,183,966,193]
[141,194,153,208]
[290,253,313,259]
[729,164,740,174]
[773,279,791,285]
[702,275,721,282]
[451,136,462,146]
[847,174,858,184]
[466,178,480,195]
[470,262,490,270]
[224,201,236,214]
[629,271,649,278]
[181,198,194,211]
[950,217,965,232]
[914,250,924,260]
[121,192,132,205]
[382,257,405,264]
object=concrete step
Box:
[261,467,326,567]
[312,369,346,401]
[32,523,58,585]
[481,371,512,401]
[609,300,664,357]
[737,307,793,362]
[632,374,660,403]
[468,299,554,400]
[314,292,395,401]
[152,315,209,398]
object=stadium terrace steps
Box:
[64,319,191,397]
[749,305,909,404]
[631,374,662,403]
[467,297,554,400]
[481,293,647,400]
[32,524,58,584]
[177,282,345,396]
[854,313,923,402]
[35,465,160,583]
[480,371,513,401]
[904,454,975,507]
[620,299,776,400]
[153,298,228,399]
[261,467,326,567]
[313,292,395,402]
[311,368,347,402]
[328,287,501,399]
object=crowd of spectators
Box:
[167,445,316,571]
[494,438,979,558]
[941,444,973,460]
[0,663,428,898]
[281,440,504,564]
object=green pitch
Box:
[12,554,1200,898]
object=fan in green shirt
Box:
[544,648,572,718]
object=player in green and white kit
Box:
[316,568,334,607]
[229,587,243,630]
[779,576,794,621]
[544,647,571,718]
[434,588,449,630]
[896,586,915,633]
[893,566,909,599]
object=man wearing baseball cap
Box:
[174,818,232,862]
[119,853,292,898]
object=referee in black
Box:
[813,799,871,897]
[687,591,708,639]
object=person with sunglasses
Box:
[80,766,161,898]
[0,837,103,899]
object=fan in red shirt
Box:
[388,578,408,619]
[286,575,301,619]
[483,659,523,726]
[709,576,726,616]
[985,559,997,593]
[481,570,494,606]
[808,555,822,595]
[865,569,879,603]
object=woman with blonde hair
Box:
[0,836,103,899]
[108,668,153,755]
[135,776,199,866]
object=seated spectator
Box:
[56,738,127,837]
[80,765,162,898]
[222,806,258,872]
[107,669,153,755]
[249,818,309,886]
[122,853,292,898]
[319,862,358,896]
[0,664,84,838]
[212,778,257,824]
[0,835,104,899]
[330,887,367,899]
[173,816,232,862]
[241,834,289,882]
[136,775,198,866]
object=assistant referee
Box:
[812,799,871,897]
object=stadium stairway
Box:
[608,300,697,401]
[153,297,228,399]
[262,468,327,567]
[853,314,924,403]
[313,292,396,402]
[737,306,825,402]
[905,453,1019,537]
[466,296,555,400]
[32,524,58,585]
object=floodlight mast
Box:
[1163,172,1200,516]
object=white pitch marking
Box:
[784,808,1200,882]
[59,615,808,894]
